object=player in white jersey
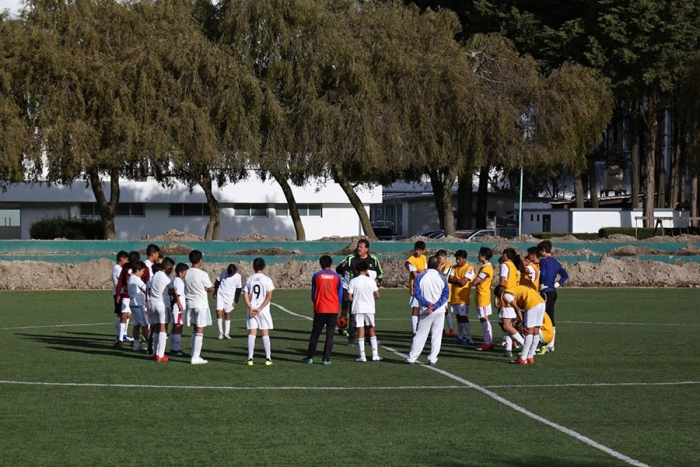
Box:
[168,263,188,357]
[111,251,129,348]
[184,250,214,365]
[147,257,175,362]
[243,258,275,366]
[348,260,382,362]
[214,264,242,340]
[127,262,149,353]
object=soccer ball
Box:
[337,316,348,329]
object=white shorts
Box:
[120,297,131,314]
[186,308,212,328]
[476,304,492,319]
[498,306,517,320]
[216,295,235,313]
[148,304,170,324]
[451,304,468,317]
[409,296,420,308]
[130,305,148,326]
[247,309,273,330]
[354,313,375,328]
[525,303,546,328]
[171,310,183,326]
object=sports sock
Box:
[457,323,464,340]
[217,318,223,333]
[171,333,182,352]
[158,332,167,357]
[262,335,271,359]
[152,333,160,355]
[124,318,130,333]
[547,327,556,349]
[224,320,231,336]
[465,322,472,341]
[511,332,524,345]
[528,335,539,359]
[445,313,453,331]
[482,321,493,344]
[521,334,534,360]
[370,336,378,357]
[191,333,196,352]
[358,338,366,358]
[119,322,126,342]
[247,334,256,359]
[192,333,203,359]
[504,335,512,351]
[115,317,121,340]
[411,315,418,334]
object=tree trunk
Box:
[692,174,698,227]
[574,175,585,208]
[641,99,658,227]
[670,104,682,208]
[272,170,306,240]
[441,166,458,237]
[456,171,473,230]
[589,159,600,209]
[630,111,641,209]
[475,166,489,229]
[334,168,376,241]
[655,107,666,208]
[89,166,119,240]
[200,173,220,240]
[429,170,445,230]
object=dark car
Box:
[372,226,396,240]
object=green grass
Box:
[0,288,698,466]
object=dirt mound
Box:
[565,256,700,287]
[228,232,294,241]
[601,234,638,243]
[673,243,700,255]
[234,247,301,256]
[607,245,666,256]
[140,229,203,242]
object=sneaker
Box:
[168,350,184,357]
[224,334,232,340]
[347,338,356,346]
[301,357,313,364]
[453,338,464,345]
[356,356,367,362]
[265,358,273,366]
[464,339,474,345]
[322,360,332,366]
[371,355,383,362]
[245,359,254,366]
[191,357,208,365]
[547,346,555,353]
[113,341,123,349]
[501,350,513,358]
[155,355,169,362]
[476,343,494,351]
[510,358,528,365]
[527,358,535,364]
[122,334,134,342]
[427,359,437,366]
[536,346,547,356]
[449,329,455,336]
[405,359,417,364]
[217,332,224,340]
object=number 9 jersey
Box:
[243,273,276,313]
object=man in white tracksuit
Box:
[406,256,450,365]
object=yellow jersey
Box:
[501,260,521,288]
[499,285,545,310]
[520,264,540,291]
[539,312,553,344]
[406,254,427,296]
[475,262,493,307]
[449,262,475,305]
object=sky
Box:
[0,0,22,16]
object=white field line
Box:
[483,381,700,389]
[0,322,113,331]
[272,303,650,467]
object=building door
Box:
[542,214,551,233]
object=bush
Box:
[30,217,104,240]
[531,232,600,240]
[599,226,700,239]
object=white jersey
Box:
[111,264,122,296]
[144,259,154,277]
[127,276,147,307]
[217,270,242,300]
[244,273,275,313]
[148,270,173,308]
[171,277,186,312]
[414,269,449,313]
[348,274,378,315]
[184,268,213,309]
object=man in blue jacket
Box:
[538,240,569,354]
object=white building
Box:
[0,173,382,240]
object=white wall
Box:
[20,204,71,239]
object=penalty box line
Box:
[271,303,650,467]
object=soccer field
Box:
[0,288,698,466]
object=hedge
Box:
[30,217,104,240]
[531,232,600,240]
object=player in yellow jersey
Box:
[445,249,475,344]
[471,247,495,351]
[436,249,456,338]
[405,241,427,335]
[494,284,546,365]
[520,247,540,291]
[497,248,525,357]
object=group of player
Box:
[111,244,276,365]
[109,238,567,366]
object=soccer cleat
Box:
[536,346,547,356]
[122,334,134,342]
[449,329,455,337]
[527,358,535,364]
[301,357,313,364]
[265,358,273,366]
[168,350,184,357]
[453,338,464,345]
[501,350,513,358]
[155,355,169,362]
[476,343,494,351]
[322,360,332,366]
[510,358,528,365]
[347,338,356,346]
[464,339,474,345]
[191,357,208,365]
[113,341,123,349]
[371,355,383,362]
[356,356,367,362]
[547,346,555,353]
[217,332,224,340]
[427,359,437,366]
[224,334,232,340]
[404,359,417,364]
[246,359,254,366]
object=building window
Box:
[234,204,268,217]
[170,204,211,217]
[116,203,145,217]
[275,204,322,217]
[80,203,100,217]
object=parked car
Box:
[411,229,443,238]
[372,226,396,240]
[461,229,496,241]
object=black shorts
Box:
[113,295,121,315]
